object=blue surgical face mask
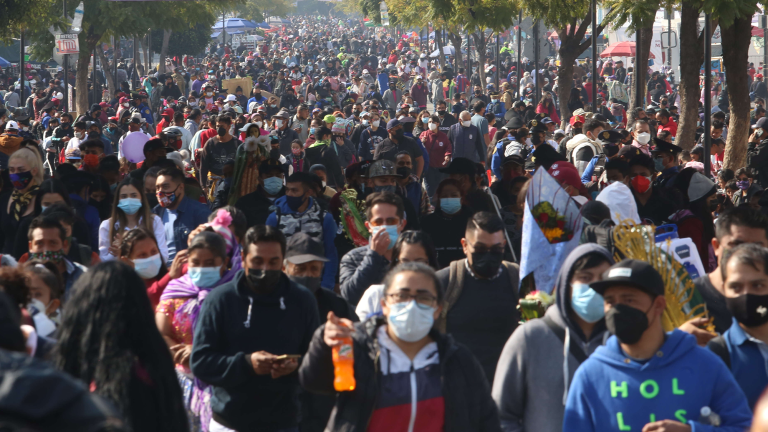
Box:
[263,176,283,195]
[41,205,48,213]
[133,253,162,279]
[372,224,399,250]
[109,183,118,193]
[570,282,605,323]
[440,197,461,214]
[117,197,143,215]
[654,156,665,172]
[422,117,429,124]
[310,127,317,135]
[189,266,222,288]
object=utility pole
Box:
[634,30,642,108]
[517,12,522,98]
[533,20,539,107]
[703,14,712,176]
[591,0,597,108]
[19,31,25,105]
[495,32,500,89]
[667,9,672,72]
[62,0,69,113]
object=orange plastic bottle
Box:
[332,336,356,391]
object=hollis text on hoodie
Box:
[563,329,752,432]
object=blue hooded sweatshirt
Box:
[265,195,338,290]
[563,329,752,432]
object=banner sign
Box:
[55,34,79,55]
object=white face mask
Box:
[461,120,471,127]
[123,103,130,108]
[76,131,84,139]
[362,119,369,126]
[428,123,437,131]
[255,121,263,128]
[636,132,651,144]
[387,300,435,342]
[275,119,284,128]
[133,253,162,279]
[189,101,197,106]
[372,120,380,128]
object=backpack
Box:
[610,81,628,103]
[581,220,623,259]
[707,335,731,368]
[436,258,519,332]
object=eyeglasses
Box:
[369,217,400,227]
[386,291,437,309]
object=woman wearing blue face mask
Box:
[156,231,232,431]
[119,228,170,309]
[492,244,614,432]
[301,262,501,431]
[99,177,168,263]
[420,179,472,268]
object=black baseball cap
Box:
[590,259,665,297]
[285,232,329,264]
[651,138,682,155]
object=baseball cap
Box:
[285,232,330,264]
[756,117,768,130]
[386,118,401,130]
[368,159,399,178]
[548,161,588,196]
[590,259,665,297]
[225,94,237,102]
[4,121,19,131]
[65,148,82,160]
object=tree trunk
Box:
[557,51,577,129]
[159,29,172,75]
[677,2,711,150]
[76,33,101,116]
[472,32,487,86]
[435,28,446,71]
[448,31,463,73]
[721,17,752,170]
[142,35,150,72]
[629,26,653,124]
[96,48,117,94]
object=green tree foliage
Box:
[233,0,295,23]
[150,23,212,59]
[0,0,60,42]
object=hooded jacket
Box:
[265,196,338,290]
[563,329,752,432]
[566,134,603,167]
[492,243,613,432]
[190,270,321,431]
[299,317,502,432]
[0,348,122,431]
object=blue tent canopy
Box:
[0,56,10,68]
[212,18,257,31]
[211,30,244,39]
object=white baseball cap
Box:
[5,121,19,131]
[225,94,237,102]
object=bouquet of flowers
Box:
[339,189,370,246]
[531,202,574,244]
[517,290,556,322]
[519,168,583,294]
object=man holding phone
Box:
[747,117,768,188]
[191,225,321,432]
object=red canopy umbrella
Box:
[600,41,655,59]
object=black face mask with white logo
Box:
[727,294,768,327]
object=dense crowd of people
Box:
[3,12,768,432]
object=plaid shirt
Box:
[455,74,469,95]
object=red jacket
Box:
[658,118,678,137]
[419,130,452,168]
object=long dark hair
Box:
[390,230,439,269]
[568,87,582,105]
[34,179,73,216]
[54,261,188,432]
[108,177,155,246]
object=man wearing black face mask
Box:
[580,129,623,187]
[564,259,752,432]
[436,211,520,381]
[265,172,339,291]
[200,115,240,193]
[373,119,424,178]
[191,225,320,432]
[283,232,358,431]
[708,244,768,410]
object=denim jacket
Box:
[153,196,211,258]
